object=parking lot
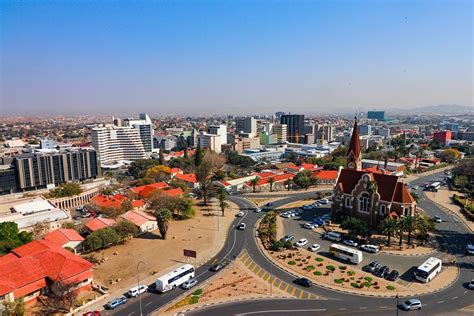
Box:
[278,200,448,285]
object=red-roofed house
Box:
[43,229,85,253]
[287,163,321,173]
[174,173,199,189]
[0,240,93,304]
[90,193,145,211]
[120,210,157,232]
[332,119,417,227]
[245,173,294,191]
[84,217,117,233]
[312,170,339,185]
[131,182,184,199]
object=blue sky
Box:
[1,0,472,116]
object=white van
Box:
[324,232,342,242]
[128,285,148,297]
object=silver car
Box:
[400,299,422,311]
[181,278,198,289]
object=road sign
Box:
[184,249,197,258]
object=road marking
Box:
[145,302,152,306]
[360,307,367,309]
[252,265,260,273]
[306,292,311,299]
[246,260,253,268]
[464,290,468,294]
[235,309,326,315]
[264,273,271,282]
[272,278,278,287]
[380,306,388,309]
[284,283,289,291]
[278,281,284,289]
[338,308,347,310]
[261,271,268,279]
[437,301,444,304]
[452,296,458,300]
[298,290,304,299]
[242,256,250,265]
[291,287,296,296]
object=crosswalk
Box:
[238,250,321,300]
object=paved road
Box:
[187,171,474,315]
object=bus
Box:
[427,182,441,192]
[155,264,195,292]
[414,257,442,282]
[329,244,363,264]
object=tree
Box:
[439,149,461,163]
[194,144,203,167]
[380,218,398,246]
[120,200,134,213]
[454,175,469,189]
[415,215,436,245]
[3,298,25,315]
[341,217,368,240]
[0,222,33,255]
[284,179,293,191]
[84,227,120,250]
[49,182,82,198]
[217,187,229,216]
[84,233,102,251]
[113,220,139,239]
[40,280,79,314]
[249,177,259,193]
[144,164,171,182]
[268,177,275,192]
[410,190,420,203]
[293,171,311,190]
[155,208,173,239]
[128,159,160,179]
[286,152,298,163]
[196,161,212,205]
[399,216,417,245]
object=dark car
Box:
[105,296,128,310]
[362,261,381,273]
[294,277,312,288]
[375,266,390,278]
[210,262,225,272]
[265,202,273,207]
[386,270,399,281]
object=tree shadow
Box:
[135,231,162,240]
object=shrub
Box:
[364,276,373,282]
[189,296,199,304]
[192,288,203,296]
[339,265,347,270]
[363,282,372,287]
[326,265,336,272]
[334,279,344,284]
[386,285,396,291]
[313,271,322,276]
[315,257,324,262]
[351,282,360,288]
[288,261,296,265]
[305,265,315,271]
[347,270,355,276]
[350,277,355,280]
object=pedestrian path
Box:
[238,250,321,300]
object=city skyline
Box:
[1,0,472,116]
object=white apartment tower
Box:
[272,124,287,143]
[198,133,222,153]
[207,124,227,145]
[123,113,154,154]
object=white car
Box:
[466,244,474,255]
[318,198,329,204]
[308,244,321,252]
[342,240,358,247]
[128,285,148,297]
[434,216,442,223]
[237,223,246,230]
[469,280,474,290]
[303,222,316,229]
[295,238,308,247]
[236,211,244,217]
[254,207,262,213]
[412,185,419,190]
[360,244,379,253]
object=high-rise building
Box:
[367,111,385,121]
[275,112,285,121]
[123,113,154,154]
[207,124,228,145]
[433,131,452,146]
[14,148,100,191]
[198,133,222,153]
[358,124,372,136]
[91,126,146,165]
[280,114,305,143]
[235,117,257,136]
[272,124,287,143]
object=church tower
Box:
[346,117,362,170]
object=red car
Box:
[83,312,100,316]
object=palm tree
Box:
[399,216,417,245]
[217,187,228,216]
[284,179,293,191]
[380,217,398,246]
[249,178,259,193]
[155,208,173,240]
[268,177,275,192]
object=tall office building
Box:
[275,112,285,122]
[358,124,372,136]
[91,126,146,165]
[207,124,228,145]
[272,124,287,143]
[123,113,154,154]
[367,111,385,121]
[280,114,305,143]
[198,133,222,153]
[235,117,257,136]
[14,148,100,191]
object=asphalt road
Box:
[187,171,474,316]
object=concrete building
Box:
[315,124,335,144]
[271,124,287,143]
[153,135,178,150]
[207,124,228,145]
[367,111,386,121]
[280,114,305,143]
[358,124,372,136]
[198,133,222,153]
[91,126,146,165]
[433,131,452,146]
[123,113,154,154]
[234,136,261,153]
[235,117,257,136]
[120,210,157,233]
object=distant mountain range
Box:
[388,104,473,115]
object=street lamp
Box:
[137,261,146,316]
[396,293,399,316]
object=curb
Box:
[423,193,473,233]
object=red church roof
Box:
[347,118,361,160]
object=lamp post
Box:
[137,261,146,316]
[396,293,399,316]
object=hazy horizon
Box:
[1,0,472,116]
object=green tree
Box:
[49,182,82,198]
[96,227,121,246]
[380,217,398,246]
[155,208,173,240]
[341,217,368,240]
[217,187,229,216]
[439,149,461,163]
[293,171,311,190]
[398,216,417,245]
[249,177,259,193]
[128,159,160,179]
[120,200,134,213]
[454,175,469,189]
[194,144,203,167]
[268,177,275,192]
[0,222,33,255]
[284,179,293,191]
[3,298,25,316]
[113,220,139,239]
[84,233,103,251]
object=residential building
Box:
[13,148,100,191]
[207,124,228,145]
[367,111,386,121]
[84,217,117,233]
[131,182,183,199]
[361,159,405,176]
[244,173,294,192]
[198,133,222,153]
[91,125,146,165]
[358,124,372,136]
[235,117,257,136]
[43,228,85,253]
[433,131,452,146]
[0,240,93,304]
[332,119,416,227]
[311,170,339,185]
[120,210,157,233]
[174,173,199,189]
[123,113,154,154]
[374,127,390,137]
[280,114,305,143]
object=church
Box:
[332,119,417,227]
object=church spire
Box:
[346,117,362,170]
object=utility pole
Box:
[396,293,399,316]
[137,261,146,316]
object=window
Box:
[358,193,371,213]
[345,197,351,207]
[403,207,410,216]
[380,205,386,215]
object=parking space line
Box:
[283,283,289,291]
[246,261,254,269]
[253,266,261,274]
[298,290,304,299]
[306,292,311,299]
[291,287,296,296]
[260,270,267,278]
[242,256,250,265]
[240,253,249,261]
[264,273,271,282]
[272,279,279,287]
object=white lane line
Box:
[236,309,326,315]
[380,306,388,309]
[464,290,468,294]
[146,301,153,306]
[452,296,458,300]
[338,308,347,310]
[437,300,444,304]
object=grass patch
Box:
[351,282,360,288]
[347,270,355,276]
[334,278,344,284]
[364,276,373,282]
[305,265,315,271]
[386,285,396,291]
[363,282,372,288]
[189,296,199,304]
[350,277,355,280]
[313,271,322,276]
[192,288,203,296]
[315,257,324,262]
[288,261,296,265]
[326,265,336,272]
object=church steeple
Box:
[346,117,362,170]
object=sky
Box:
[0,0,472,117]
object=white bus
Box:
[329,244,363,264]
[428,182,441,191]
[414,257,442,282]
[155,264,195,292]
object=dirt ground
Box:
[276,199,316,210]
[85,201,239,295]
[160,260,291,315]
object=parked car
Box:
[434,215,442,223]
[362,261,381,273]
[304,222,317,229]
[360,244,379,253]
[324,232,342,242]
[237,223,246,230]
[81,212,91,218]
[282,234,295,242]
[468,279,474,290]
[295,238,308,247]
[386,270,399,281]
[308,244,321,252]
[265,202,273,207]
[318,198,329,204]
[181,278,198,289]
[106,296,128,310]
[254,207,262,213]
[342,239,358,247]
[399,299,422,311]
[411,185,419,190]
[466,244,474,255]
[375,266,390,278]
[83,312,100,316]
[127,285,148,297]
[210,262,225,272]
[236,211,244,217]
[294,277,312,287]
